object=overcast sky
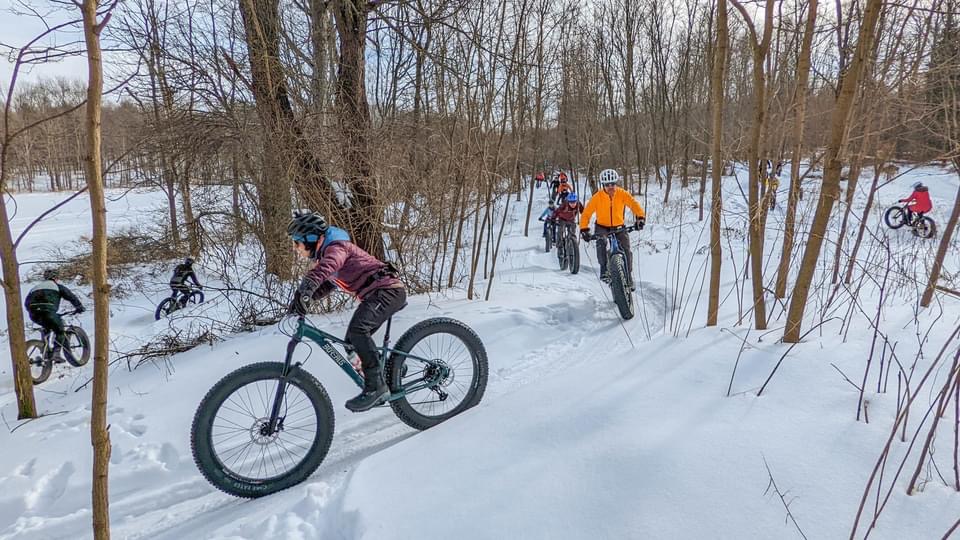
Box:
[0,0,94,92]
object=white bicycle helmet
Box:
[598,169,620,186]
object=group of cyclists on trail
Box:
[538,168,646,291]
[23,164,935,397]
[20,163,943,502]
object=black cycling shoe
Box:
[345,369,390,412]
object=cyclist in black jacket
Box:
[170,257,202,307]
[24,269,85,363]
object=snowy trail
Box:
[129,212,669,540]
[0,188,669,540]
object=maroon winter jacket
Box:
[302,226,402,301]
[552,201,583,223]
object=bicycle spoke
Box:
[210,377,319,483]
[400,330,476,419]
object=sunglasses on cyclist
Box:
[292,234,320,243]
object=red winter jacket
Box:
[901,187,932,213]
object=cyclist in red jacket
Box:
[900,181,933,219]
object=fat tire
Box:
[568,236,580,274]
[884,206,906,229]
[385,318,488,431]
[914,217,937,239]
[557,230,568,270]
[191,362,335,498]
[609,254,635,320]
[64,326,90,367]
[27,339,50,384]
[154,298,176,320]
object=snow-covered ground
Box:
[0,164,958,539]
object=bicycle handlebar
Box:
[587,223,642,241]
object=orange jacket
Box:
[579,187,645,229]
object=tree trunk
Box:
[784,0,884,343]
[0,113,35,419]
[179,164,200,258]
[0,198,36,418]
[830,121,869,285]
[333,0,384,260]
[921,171,960,307]
[238,0,295,278]
[308,0,332,109]
[80,2,112,538]
[163,166,180,246]
[844,156,884,284]
[731,0,775,330]
[707,0,728,327]
[775,0,818,299]
[447,174,467,289]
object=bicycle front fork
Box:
[266,337,302,434]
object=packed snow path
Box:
[0,188,668,540]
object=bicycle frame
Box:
[34,310,80,358]
[902,206,920,227]
[594,225,629,256]
[170,285,201,302]
[266,316,442,434]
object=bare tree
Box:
[784,0,885,343]
[730,0,776,331]
[921,11,960,307]
[332,0,384,259]
[79,1,113,537]
[707,0,728,327]
[774,0,818,299]
[0,14,91,419]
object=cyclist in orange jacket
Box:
[555,175,573,205]
[579,169,645,287]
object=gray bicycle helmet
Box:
[287,210,329,242]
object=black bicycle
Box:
[26,310,91,384]
[555,221,580,274]
[884,204,936,239]
[191,312,488,498]
[155,285,205,320]
[588,224,642,320]
[543,218,557,253]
